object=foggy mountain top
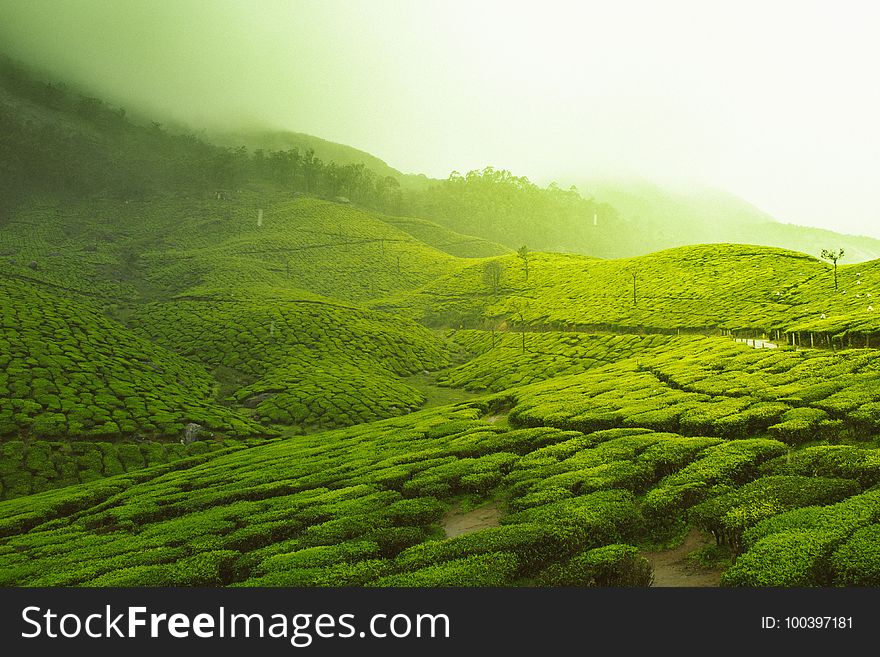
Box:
[1,0,879,239]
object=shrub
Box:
[396,523,587,575]
[374,552,520,587]
[690,475,859,554]
[830,524,880,586]
[535,544,653,586]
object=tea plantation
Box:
[2,383,878,586]
[0,277,263,442]
[5,208,880,586]
[374,243,880,340]
[6,60,880,588]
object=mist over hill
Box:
[3,50,876,262]
[575,178,880,261]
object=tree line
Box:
[1,56,637,260]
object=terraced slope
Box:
[0,192,468,439]
[377,215,510,258]
[128,297,451,432]
[2,334,880,586]
[0,276,262,441]
[374,244,880,338]
[136,197,465,302]
[438,331,677,392]
[503,336,880,440]
[0,193,466,303]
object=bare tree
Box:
[821,248,845,290]
[510,299,530,353]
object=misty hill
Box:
[392,168,880,263]
[577,178,880,262]
[5,54,877,266]
[212,128,430,189]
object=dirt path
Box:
[641,527,722,587]
[441,502,501,538]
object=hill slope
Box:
[4,59,880,589]
[212,128,430,190]
[374,243,880,339]
[581,178,880,262]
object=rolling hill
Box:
[373,243,880,342]
[2,58,880,588]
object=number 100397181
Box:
[761,616,853,630]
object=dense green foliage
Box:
[0,438,245,500]
[0,277,262,441]
[3,60,880,588]
[376,244,880,339]
[403,167,630,257]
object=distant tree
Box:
[517,245,531,281]
[821,248,845,290]
[482,312,499,348]
[301,148,321,193]
[510,299,530,353]
[483,260,504,296]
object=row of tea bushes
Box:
[129,297,449,383]
[688,475,860,555]
[0,438,245,500]
[128,296,451,431]
[723,489,880,586]
[437,331,677,392]
[0,201,141,299]
[234,362,427,431]
[0,277,264,440]
[759,445,880,487]
[501,336,880,442]
[639,341,880,435]
[0,392,877,587]
[0,405,656,586]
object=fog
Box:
[2,0,879,237]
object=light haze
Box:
[1,0,878,237]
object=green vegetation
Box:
[0,438,247,500]
[3,60,880,588]
[375,243,880,338]
[0,277,262,441]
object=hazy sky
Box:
[1,0,879,236]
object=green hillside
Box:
[374,243,880,341]
[3,60,880,588]
[3,334,880,586]
[128,298,451,432]
[212,128,429,190]
[0,276,262,442]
